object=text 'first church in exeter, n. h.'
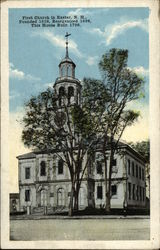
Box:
[11,33,146,215]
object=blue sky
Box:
[9,7,149,112]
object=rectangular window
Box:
[25,190,30,202]
[58,159,64,174]
[139,167,141,179]
[137,186,139,201]
[111,185,117,196]
[132,162,135,176]
[40,161,46,176]
[97,186,103,199]
[96,161,102,174]
[25,167,30,179]
[136,165,138,178]
[142,169,144,181]
[112,166,118,173]
[128,182,131,200]
[112,158,117,166]
[132,184,135,200]
[128,159,130,175]
[140,186,142,201]
[142,188,145,201]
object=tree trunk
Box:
[104,148,109,213]
[103,135,110,213]
[74,191,79,211]
[74,183,80,211]
[106,145,114,213]
[104,161,111,213]
[105,191,110,212]
[68,184,74,216]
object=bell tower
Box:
[54,32,81,107]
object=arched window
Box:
[40,161,46,176]
[59,87,65,106]
[67,65,72,77]
[59,86,65,96]
[61,65,66,77]
[58,159,64,174]
[68,86,74,104]
[68,86,74,97]
[96,161,102,174]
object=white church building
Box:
[16,34,146,214]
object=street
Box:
[10,217,150,241]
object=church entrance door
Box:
[40,189,47,206]
[79,187,85,207]
[57,188,65,206]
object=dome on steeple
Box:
[59,32,76,68]
[59,57,75,67]
[57,32,77,79]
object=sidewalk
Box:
[10,214,150,220]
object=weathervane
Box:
[65,32,71,58]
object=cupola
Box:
[59,32,76,78]
[54,32,81,107]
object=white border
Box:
[1,0,160,249]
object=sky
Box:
[9,7,149,192]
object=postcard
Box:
[1,0,160,249]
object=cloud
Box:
[86,56,98,66]
[26,74,41,81]
[9,63,41,81]
[132,66,149,77]
[87,18,148,46]
[9,90,20,100]
[128,66,149,77]
[32,30,83,58]
[88,27,104,36]
[68,8,91,16]
[43,82,54,88]
[68,8,109,17]
[9,63,25,80]
[105,19,148,45]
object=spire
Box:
[65,32,71,58]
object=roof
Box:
[94,138,146,163]
[16,140,146,164]
[59,56,76,67]
[55,76,81,86]
[16,152,36,160]
[16,149,55,159]
[116,144,146,163]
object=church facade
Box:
[17,35,146,214]
[17,146,146,213]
